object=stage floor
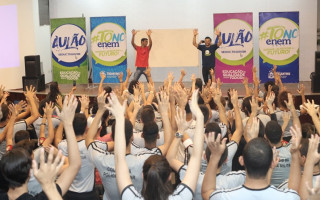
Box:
[8,81,318,98]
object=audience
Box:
[0,66,319,200]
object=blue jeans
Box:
[133,67,149,82]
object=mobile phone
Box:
[297,83,300,90]
[73,80,76,87]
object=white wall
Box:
[0,0,36,89]
[41,0,317,82]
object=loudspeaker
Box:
[25,55,41,77]
[310,72,320,93]
[316,51,320,74]
[22,74,45,92]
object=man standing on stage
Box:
[132,29,152,82]
[193,29,222,84]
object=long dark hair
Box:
[47,82,61,103]
[100,110,109,137]
[141,155,173,200]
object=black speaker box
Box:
[316,51,320,74]
[22,74,45,92]
[25,55,41,77]
[310,72,320,93]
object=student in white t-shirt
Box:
[202,119,302,200]
[58,113,98,200]
[167,103,245,200]
[131,91,173,156]
[85,92,157,200]
[114,90,205,200]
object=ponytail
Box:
[142,155,172,200]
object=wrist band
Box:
[39,137,46,145]
[6,145,13,152]
[41,123,46,126]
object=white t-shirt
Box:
[58,139,95,193]
[121,183,194,200]
[278,173,320,190]
[178,165,246,200]
[132,130,164,148]
[131,142,162,155]
[210,185,300,200]
[242,114,271,128]
[271,143,292,187]
[0,120,27,159]
[33,117,60,138]
[87,140,156,200]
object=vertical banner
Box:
[51,18,88,84]
[259,12,299,83]
[214,13,253,83]
[91,16,127,83]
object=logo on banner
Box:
[215,19,253,66]
[91,22,127,66]
[259,18,299,65]
[51,24,87,67]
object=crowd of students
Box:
[0,65,319,200]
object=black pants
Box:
[202,66,214,84]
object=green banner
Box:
[50,18,88,84]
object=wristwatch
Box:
[175,132,183,138]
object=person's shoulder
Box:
[269,185,299,197]
[210,185,244,199]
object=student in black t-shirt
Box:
[193,29,222,84]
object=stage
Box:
[7,81,320,101]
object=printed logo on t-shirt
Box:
[205,50,211,56]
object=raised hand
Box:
[230,89,238,106]
[205,132,227,156]
[0,85,5,99]
[191,74,196,82]
[175,107,190,134]
[193,29,198,36]
[270,146,280,169]
[168,72,174,82]
[214,29,221,36]
[297,83,305,95]
[79,95,89,110]
[146,29,152,36]
[249,97,259,115]
[284,93,295,110]
[302,99,318,117]
[132,29,137,36]
[100,71,106,80]
[118,72,124,82]
[106,92,127,119]
[56,95,63,108]
[56,95,78,125]
[44,102,55,117]
[266,92,275,107]
[156,91,169,114]
[290,125,302,154]
[212,88,222,105]
[245,117,260,141]
[15,100,27,113]
[24,85,36,101]
[181,69,186,77]
[32,147,65,190]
